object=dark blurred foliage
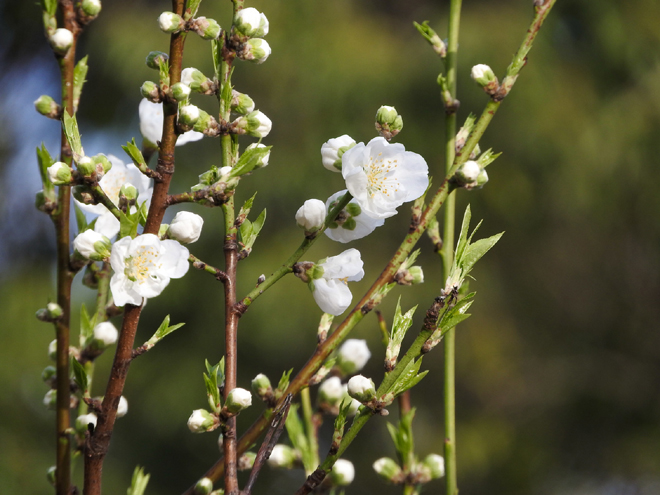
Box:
[1,0,660,494]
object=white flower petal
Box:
[94,211,120,239]
[159,239,190,278]
[319,248,364,281]
[138,99,203,147]
[311,278,354,316]
[324,190,385,243]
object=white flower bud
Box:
[219,166,233,177]
[49,28,74,54]
[48,339,57,361]
[93,321,118,346]
[234,8,269,38]
[141,81,160,102]
[330,459,355,486]
[76,156,95,177]
[187,409,216,433]
[43,389,57,409]
[422,453,445,479]
[231,90,255,115]
[75,413,97,433]
[456,160,481,184]
[295,199,326,233]
[47,162,72,185]
[179,105,201,129]
[73,230,112,261]
[336,339,371,375]
[116,396,128,418]
[92,154,112,175]
[470,64,498,89]
[194,477,214,495]
[373,457,402,482]
[318,377,344,407]
[81,0,102,17]
[237,110,272,138]
[245,143,270,168]
[171,82,191,102]
[167,211,204,244]
[268,444,297,469]
[239,452,257,470]
[225,388,252,414]
[347,374,376,403]
[240,38,271,64]
[158,12,184,33]
[321,135,356,172]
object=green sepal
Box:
[71,357,88,395]
[36,144,55,192]
[62,111,84,161]
[229,145,273,178]
[73,56,88,112]
[122,138,148,171]
[127,466,151,495]
[79,303,96,346]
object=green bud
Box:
[76,156,95,177]
[72,185,95,205]
[347,375,376,403]
[35,190,47,212]
[413,21,447,57]
[192,16,221,40]
[42,366,57,384]
[455,160,481,185]
[342,217,357,230]
[470,64,499,94]
[345,203,361,217]
[119,184,138,202]
[187,409,217,433]
[240,38,271,64]
[375,105,403,140]
[43,389,57,409]
[181,68,209,92]
[81,0,102,17]
[47,162,72,185]
[376,105,398,126]
[251,373,272,398]
[171,82,191,102]
[224,388,252,415]
[92,154,112,174]
[372,457,402,483]
[145,51,169,70]
[34,95,61,119]
[330,459,355,486]
[408,266,424,284]
[231,90,255,115]
[47,302,63,318]
[194,478,213,495]
[421,453,445,479]
[49,28,73,54]
[158,12,184,33]
[141,81,160,102]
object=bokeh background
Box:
[1,0,659,494]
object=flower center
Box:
[124,246,161,283]
[102,172,129,205]
[365,152,399,198]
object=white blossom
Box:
[331,459,355,486]
[75,155,153,238]
[73,230,111,261]
[49,29,73,53]
[93,321,118,346]
[187,409,215,433]
[457,160,481,183]
[324,190,384,243]
[225,388,252,414]
[295,199,326,233]
[347,374,376,402]
[318,376,344,406]
[235,7,269,37]
[321,135,356,172]
[116,396,129,418]
[139,99,203,148]
[109,234,190,307]
[422,453,445,479]
[342,137,429,219]
[336,339,371,375]
[167,211,204,244]
[309,249,364,316]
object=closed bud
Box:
[225,388,252,415]
[92,321,119,347]
[251,373,272,398]
[73,185,95,205]
[47,302,63,319]
[234,8,269,38]
[231,90,255,115]
[48,339,57,361]
[372,457,402,483]
[181,67,210,92]
[49,28,74,54]
[347,374,376,403]
[145,51,169,70]
[141,81,160,102]
[238,452,257,471]
[47,466,56,486]
[76,156,95,177]
[239,38,271,64]
[192,17,221,40]
[318,377,344,408]
[81,0,102,17]
[236,110,272,138]
[47,162,72,185]
[268,444,297,469]
[75,413,97,434]
[43,389,57,409]
[408,266,424,284]
[167,211,204,244]
[245,143,270,168]
[470,64,499,94]
[92,154,112,176]
[375,105,403,140]
[194,478,214,495]
[336,339,371,375]
[34,95,61,119]
[475,169,489,188]
[119,184,138,203]
[455,160,481,185]
[330,459,355,486]
[178,104,200,131]
[421,453,445,480]
[42,366,56,385]
[187,409,217,433]
[295,199,326,234]
[158,12,184,33]
[171,82,191,102]
[321,135,356,172]
[117,396,129,418]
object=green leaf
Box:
[62,111,84,159]
[386,298,417,364]
[71,358,88,395]
[80,304,95,345]
[277,368,293,393]
[211,40,222,79]
[122,138,148,170]
[74,203,88,233]
[460,232,504,276]
[36,144,55,190]
[237,192,258,220]
[285,405,315,473]
[476,148,502,169]
[73,56,88,110]
[184,0,203,20]
[455,204,472,264]
[127,466,150,495]
[42,0,57,16]
[204,373,221,412]
[389,358,427,397]
[119,210,140,239]
[229,146,273,178]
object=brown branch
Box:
[82,1,187,493]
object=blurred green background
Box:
[1,0,660,494]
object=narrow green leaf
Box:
[251,209,266,237]
[80,303,95,344]
[121,138,148,170]
[386,422,402,453]
[455,204,472,264]
[36,144,55,190]
[62,111,84,158]
[73,56,88,110]
[277,368,293,392]
[71,358,88,394]
[229,146,273,178]
[42,0,57,16]
[74,203,88,233]
[184,0,203,20]
[460,232,503,276]
[127,466,150,495]
[211,40,222,79]
[238,192,258,220]
[476,148,502,169]
[119,210,139,239]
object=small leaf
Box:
[460,232,503,276]
[122,138,148,170]
[277,368,293,393]
[36,144,55,190]
[73,56,88,111]
[229,146,273,178]
[476,148,502,169]
[62,111,84,159]
[211,40,222,79]
[127,466,150,495]
[237,192,258,220]
[74,203,88,233]
[184,0,203,20]
[42,0,57,16]
[455,205,472,264]
[80,304,95,345]
[119,210,139,239]
[71,358,88,395]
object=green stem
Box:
[300,387,320,473]
[442,0,462,493]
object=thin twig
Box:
[189,254,228,283]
